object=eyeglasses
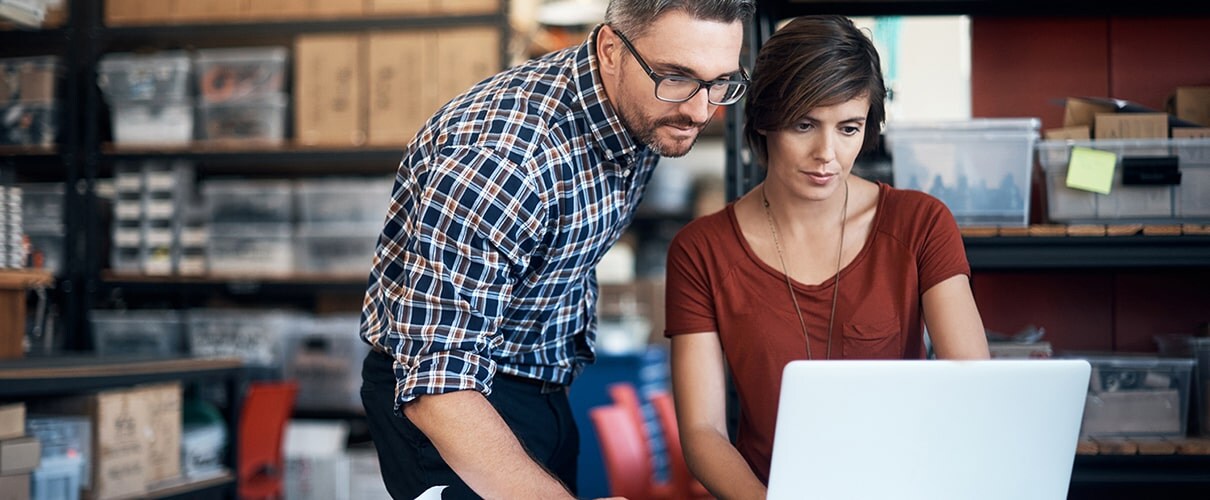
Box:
[612,28,749,106]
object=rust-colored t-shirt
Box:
[664,182,970,484]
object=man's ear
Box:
[597,25,623,77]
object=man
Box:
[360,1,754,498]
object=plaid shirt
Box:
[361,28,659,409]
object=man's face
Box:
[600,12,745,158]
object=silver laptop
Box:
[767,360,1090,500]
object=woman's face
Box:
[762,95,870,201]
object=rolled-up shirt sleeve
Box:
[362,144,542,409]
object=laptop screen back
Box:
[766,360,1090,500]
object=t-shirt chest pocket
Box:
[841,315,903,359]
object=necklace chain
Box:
[761,180,848,360]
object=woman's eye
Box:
[842,126,862,135]
[794,122,813,132]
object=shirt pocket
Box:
[840,315,902,359]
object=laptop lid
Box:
[766,359,1091,500]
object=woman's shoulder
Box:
[670,204,738,250]
[875,183,960,241]
[880,183,948,212]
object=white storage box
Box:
[296,177,392,227]
[1038,138,1210,223]
[194,47,288,103]
[109,99,193,146]
[197,93,287,143]
[98,52,191,102]
[886,118,1039,227]
[91,309,185,356]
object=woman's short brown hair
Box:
[743,15,887,168]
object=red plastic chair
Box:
[607,383,673,499]
[649,391,713,499]
[238,380,298,500]
[590,404,662,500]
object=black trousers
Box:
[361,349,579,499]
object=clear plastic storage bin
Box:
[186,309,293,371]
[194,47,288,103]
[197,94,287,143]
[886,118,1039,226]
[109,99,193,145]
[0,56,61,103]
[19,182,64,232]
[295,226,378,275]
[1038,138,1210,223]
[98,51,191,102]
[0,100,57,146]
[91,309,185,357]
[206,233,293,276]
[296,177,392,227]
[284,315,367,412]
[1074,355,1196,438]
[203,180,294,229]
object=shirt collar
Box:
[574,24,646,164]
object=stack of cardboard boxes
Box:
[1047,86,1210,140]
[104,0,499,25]
[295,26,500,147]
[0,402,39,500]
[27,383,182,500]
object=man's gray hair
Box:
[605,0,755,40]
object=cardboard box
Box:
[438,0,501,15]
[138,0,178,24]
[1063,97,1116,129]
[135,383,182,486]
[246,0,309,20]
[0,436,40,475]
[0,403,23,440]
[173,0,244,23]
[104,0,142,26]
[304,0,363,18]
[434,27,501,107]
[368,0,436,15]
[1174,128,1210,139]
[1043,126,1090,141]
[367,31,438,146]
[34,388,147,499]
[42,0,66,27]
[0,473,30,500]
[1175,86,1210,127]
[1094,112,1168,139]
[295,34,366,147]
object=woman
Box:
[664,15,990,499]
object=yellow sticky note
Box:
[1065,147,1116,195]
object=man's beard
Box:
[617,99,709,158]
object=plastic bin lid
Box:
[99,51,191,69]
[1062,352,1197,368]
[194,46,288,63]
[885,117,1041,133]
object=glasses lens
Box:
[655,77,701,102]
[708,82,747,105]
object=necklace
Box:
[761,179,848,360]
